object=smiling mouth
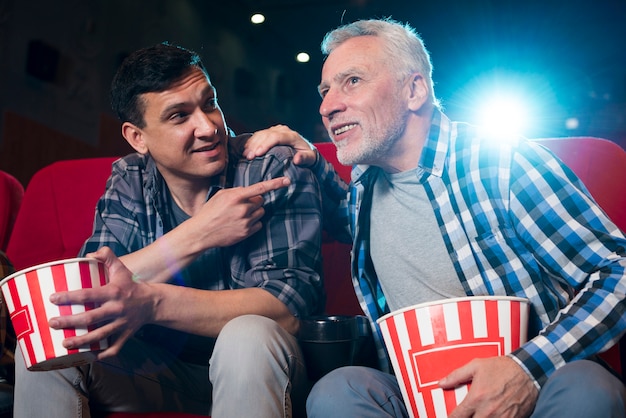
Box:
[333,123,358,136]
[193,143,219,153]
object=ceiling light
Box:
[296,52,310,63]
[251,14,265,24]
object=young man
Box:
[13,43,324,418]
[246,18,626,418]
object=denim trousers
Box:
[13,314,309,418]
[306,360,626,417]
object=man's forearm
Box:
[149,284,299,336]
[120,218,211,283]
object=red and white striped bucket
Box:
[0,257,109,371]
[377,296,529,418]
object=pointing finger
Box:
[239,177,290,199]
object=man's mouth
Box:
[333,123,358,136]
[193,143,219,153]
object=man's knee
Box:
[534,360,626,417]
[210,315,308,416]
[212,315,300,371]
[308,366,357,396]
[307,367,361,415]
[307,366,406,418]
[215,314,291,352]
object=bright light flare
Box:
[477,95,529,140]
[565,117,579,130]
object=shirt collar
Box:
[352,108,452,183]
[418,108,452,178]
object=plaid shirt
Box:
[80,135,325,320]
[315,109,626,388]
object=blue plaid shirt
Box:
[315,109,626,388]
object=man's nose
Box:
[194,110,220,137]
[319,89,345,120]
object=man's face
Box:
[126,67,228,187]
[318,36,410,168]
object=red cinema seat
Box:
[0,170,24,252]
[315,142,362,317]
[6,158,118,271]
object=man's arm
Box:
[227,143,326,319]
[440,140,626,417]
[49,247,297,358]
[506,141,626,386]
[80,154,290,284]
[52,146,324,357]
[119,176,291,283]
[244,126,352,243]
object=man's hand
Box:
[440,356,539,418]
[117,177,292,285]
[48,247,155,359]
[193,176,291,248]
[243,124,317,166]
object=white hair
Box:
[321,18,440,108]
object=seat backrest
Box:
[316,142,351,183]
[315,142,363,316]
[533,136,626,377]
[0,170,24,252]
[6,157,118,271]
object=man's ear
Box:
[121,122,149,154]
[407,73,429,112]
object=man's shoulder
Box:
[230,143,310,190]
[229,134,296,162]
[105,153,157,198]
[113,152,151,172]
[232,140,297,167]
[261,144,297,160]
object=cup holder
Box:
[298,315,375,381]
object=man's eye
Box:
[169,112,188,122]
[349,77,360,85]
[204,98,218,111]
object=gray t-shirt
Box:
[370,169,465,311]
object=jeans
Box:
[13,314,308,418]
[306,360,626,417]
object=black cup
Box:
[298,315,373,381]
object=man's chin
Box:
[198,160,227,178]
[336,147,358,166]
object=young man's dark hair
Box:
[110,43,209,128]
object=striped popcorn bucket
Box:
[377,296,529,418]
[0,257,109,371]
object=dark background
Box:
[0,0,625,184]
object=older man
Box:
[246,18,626,418]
